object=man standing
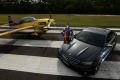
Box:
[62,24,73,44]
[8,16,13,26]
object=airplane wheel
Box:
[43,29,48,32]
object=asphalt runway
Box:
[0,27,120,80]
[0,32,63,41]
[0,32,120,43]
[0,69,108,80]
[0,44,119,62]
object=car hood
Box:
[61,39,102,62]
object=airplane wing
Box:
[0,26,34,36]
[0,18,55,37]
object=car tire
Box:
[81,59,102,76]
[92,60,102,75]
[113,42,117,50]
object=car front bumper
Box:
[58,51,94,72]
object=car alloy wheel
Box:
[91,59,102,75]
[95,64,100,73]
[94,59,102,74]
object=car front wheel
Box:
[92,60,102,75]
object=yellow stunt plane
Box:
[0,15,55,36]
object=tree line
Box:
[0,0,120,14]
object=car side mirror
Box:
[105,43,113,47]
[74,33,77,38]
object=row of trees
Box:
[0,0,120,14]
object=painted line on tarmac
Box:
[1,27,120,31]
[0,53,120,79]
[46,30,120,35]
[1,25,120,30]
[1,29,120,35]
[0,38,120,51]
[49,27,120,31]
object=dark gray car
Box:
[58,27,117,75]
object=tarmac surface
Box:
[0,26,120,80]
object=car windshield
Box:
[75,31,105,47]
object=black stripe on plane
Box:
[0,69,118,80]
[0,45,120,62]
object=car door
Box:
[101,31,115,60]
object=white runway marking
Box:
[50,27,120,31]
[1,26,120,31]
[0,29,120,35]
[0,53,120,79]
[46,30,120,35]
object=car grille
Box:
[62,52,81,65]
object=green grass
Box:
[1,14,120,27]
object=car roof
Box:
[83,27,110,35]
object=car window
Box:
[106,31,115,43]
[75,31,105,47]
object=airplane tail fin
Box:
[8,15,14,26]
